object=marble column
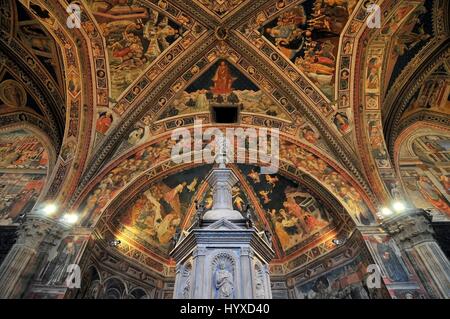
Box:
[0,214,64,298]
[382,209,450,298]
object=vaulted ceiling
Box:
[0,0,448,278]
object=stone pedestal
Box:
[382,209,450,298]
[171,219,273,299]
[171,158,274,299]
[0,214,64,298]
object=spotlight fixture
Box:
[109,239,121,247]
[332,237,347,246]
[380,207,393,217]
[392,201,406,213]
[62,213,79,225]
[43,203,57,215]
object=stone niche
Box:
[172,219,273,299]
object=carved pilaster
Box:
[0,214,65,298]
[382,209,450,298]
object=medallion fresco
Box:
[157,60,292,121]
[260,0,356,99]
[87,0,185,100]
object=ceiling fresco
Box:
[158,59,293,121]
[401,66,450,120]
[398,129,450,218]
[109,164,341,259]
[195,0,246,18]
[0,129,49,225]
[384,0,434,93]
[16,2,64,90]
[113,165,212,257]
[87,0,187,101]
[1,0,448,288]
[259,0,355,100]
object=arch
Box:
[102,276,128,299]
[350,0,449,206]
[80,265,102,299]
[128,287,150,299]
[0,123,56,224]
[72,128,376,230]
[394,121,450,218]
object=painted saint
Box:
[417,176,450,216]
[96,112,113,134]
[211,61,236,95]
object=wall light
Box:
[393,201,406,213]
[380,207,393,216]
[62,213,79,225]
[43,203,57,216]
[109,239,121,247]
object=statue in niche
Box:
[215,261,234,299]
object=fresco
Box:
[16,2,63,86]
[385,1,433,90]
[108,163,338,256]
[87,0,185,100]
[401,134,450,217]
[0,130,48,225]
[367,235,410,283]
[0,130,48,169]
[157,60,291,121]
[114,166,212,256]
[42,235,84,286]
[296,255,370,299]
[79,136,375,227]
[260,0,355,99]
[240,165,333,254]
[402,77,450,119]
[0,173,44,224]
[281,141,375,225]
[196,0,244,17]
[78,139,176,225]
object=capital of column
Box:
[381,209,435,250]
[192,247,208,258]
[15,214,66,249]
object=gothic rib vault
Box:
[0,0,448,299]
